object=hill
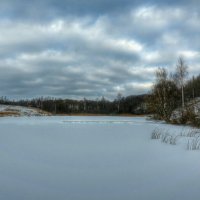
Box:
[0,104,51,117]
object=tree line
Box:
[0,94,148,115]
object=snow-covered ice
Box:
[0,116,200,200]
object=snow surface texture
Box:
[0,104,50,116]
[0,116,200,200]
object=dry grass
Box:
[36,109,52,116]
[151,128,179,145]
[55,113,147,117]
[152,127,200,150]
[161,133,179,145]
[187,136,200,150]
[0,111,20,117]
[180,128,200,137]
[151,128,162,139]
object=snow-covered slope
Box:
[0,104,51,116]
[170,97,200,121]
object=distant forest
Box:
[0,94,148,115]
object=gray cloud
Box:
[0,0,200,99]
[0,0,199,20]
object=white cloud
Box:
[179,50,200,59]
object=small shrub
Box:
[191,117,200,128]
[175,107,200,128]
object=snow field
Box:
[0,116,200,200]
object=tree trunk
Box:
[181,85,184,110]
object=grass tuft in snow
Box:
[161,132,179,145]
[152,126,200,150]
[180,128,200,137]
[151,128,162,139]
[187,136,200,150]
[151,128,179,145]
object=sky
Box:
[0,0,200,100]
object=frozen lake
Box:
[0,116,200,200]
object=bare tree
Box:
[155,68,168,113]
[174,56,188,110]
[156,67,167,82]
[147,67,179,121]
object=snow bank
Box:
[0,104,50,116]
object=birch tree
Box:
[174,56,188,110]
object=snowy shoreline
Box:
[0,104,147,117]
[0,104,51,117]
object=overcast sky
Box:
[0,0,200,99]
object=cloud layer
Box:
[0,0,200,99]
